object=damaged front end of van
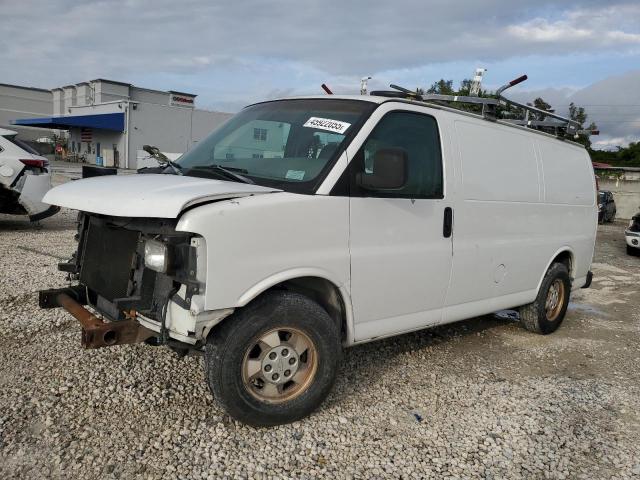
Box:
[38,174,277,351]
[40,214,208,349]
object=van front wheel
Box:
[519,263,571,335]
[204,291,341,427]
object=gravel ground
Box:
[1,188,639,478]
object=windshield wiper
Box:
[189,165,255,184]
[142,144,183,175]
[164,159,183,176]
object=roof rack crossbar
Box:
[386,75,589,139]
[418,94,499,106]
[498,97,580,134]
[503,119,575,127]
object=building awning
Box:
[12,112,125,132]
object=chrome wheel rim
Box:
[545,279,565,321]
[242,327,318,404]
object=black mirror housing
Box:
[356,148,408,190]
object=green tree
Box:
[568,102,597,149]
[531,97,553,112]
[426,79,454,95]
[615,142,640,166]
[458,79,473,96]
[588,142,640,168]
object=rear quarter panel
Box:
[536,136,597,284]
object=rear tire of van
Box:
[204,291,341,427]
[519,263,571,335]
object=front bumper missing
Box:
[39,287,156,349]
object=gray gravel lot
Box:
[1,199,639,478]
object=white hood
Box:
[43,173,280,218]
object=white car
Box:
[625,213,640,255]
[0,128,59,220]
[39,92,597,426]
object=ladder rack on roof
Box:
[372,75,591,140]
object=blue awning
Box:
[13,112,125,132]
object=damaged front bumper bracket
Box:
[39,287,156,349]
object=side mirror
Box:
[356,148,408,190]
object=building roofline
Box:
[0,82,51,93]
[169,90,197,97]
[90,78,132,87]
[132,86,172,96]
[594,166,640,172]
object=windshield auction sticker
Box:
[303,117,351,134]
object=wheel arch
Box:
[536,247,575,293]
[236,270,355,345]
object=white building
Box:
[12,79,232,168]
[0,83,54,141]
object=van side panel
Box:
[456,121,540,203]
[445,119,547,311]
[538,139,595,206]
[536,137,597,283]
[443,117,596,321]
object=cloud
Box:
[0,0,638,145]
[2,0,637,82]
[509,70,640,148]
[507,5,640,46]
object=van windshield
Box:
[176,99,375,193]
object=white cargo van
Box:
[39,84,597,426]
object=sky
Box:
[1,0,639,149]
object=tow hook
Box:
[39,288,156,349]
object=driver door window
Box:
[351,111,443,198]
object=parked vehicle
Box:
[626,212,640,255]
[598,190,616,223]
[39,81,597,426]
[0,128,59,220]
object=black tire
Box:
[628,245,639,256]
[204,291,341,427]
[519,263,571,335]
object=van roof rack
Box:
[371,75,589,140]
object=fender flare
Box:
[535,247,575,294]
[236,267,356,345]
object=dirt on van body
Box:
[0,201,639,479]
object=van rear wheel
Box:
[204,291,341,427]
[519,263,571,334]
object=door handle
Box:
[443,207,453,238]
